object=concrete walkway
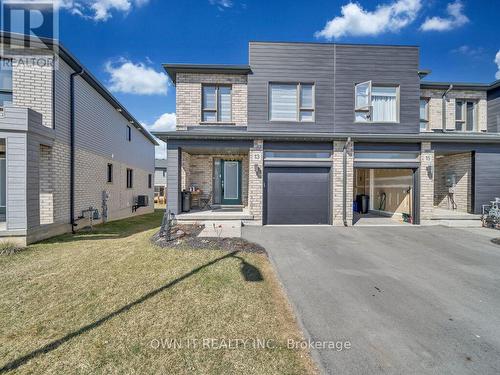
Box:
[243,225,500,374]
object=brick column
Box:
[332,140,354,226]
[420,142,435,221]
[248,139,263,225]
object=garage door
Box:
[265,167,330,225]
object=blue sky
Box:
[51,0,499,137]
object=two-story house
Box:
[156,41,500,227]
[0,33,156,245]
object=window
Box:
[148,174,152,189]
[455,100,477,132]
[126,168,133,188]
[202,85,232,122]
[107,163,113,183]
[126,125,132,141]
[355,81,399,123]
[269,83,315,122]
[420,98,429,131]
[0,60,12,107]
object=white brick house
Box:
[0,33,156,245]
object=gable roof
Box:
[0,32,158,145]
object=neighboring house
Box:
[154,159,167,203]
[0,33,156,245]
[156,41,500,226]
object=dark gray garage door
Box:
[265,167,330,225]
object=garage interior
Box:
[353,168,414,226]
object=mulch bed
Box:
[151,224,267,254]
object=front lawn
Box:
[0,211,315,374]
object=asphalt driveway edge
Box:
[261,239,327,375]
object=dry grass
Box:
[0,211,316,374]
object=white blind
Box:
[372,87,397,122]
[270,84,297,121]
[218,87,231,122]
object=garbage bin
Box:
[361,195,369,214]
[181,191,191,212]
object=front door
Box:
[221,160,241,205]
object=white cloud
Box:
[495,50,500,80]
[451,45,485,59]
[55,0,149,21]
[314,0,422,40]
[145,112,177,132]
[105,59,168,95]
[155,139,167,159]
[142,113,176,159]
[209,0,233,9]
[420,1,468,31]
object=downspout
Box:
[442,84,453,131]
[70,68,84,233]
[343,137,352,227]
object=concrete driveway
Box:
[243,226,500,375]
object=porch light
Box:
[254,164,262,178]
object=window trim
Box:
[354,81,400,124]
[268,82,316,123]
[126,168,133,189]
[107,163,113,183]
[201,84,233,124]
[455,99,477,132]
[419,97,429,132]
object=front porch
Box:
[165,138,263,224]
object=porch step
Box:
[176,211,254,222]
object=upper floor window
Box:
[202,85,232,122]
[355,81,399,123]
[148,174,152,189]
[0,60,12,107]
[126,125,132,141]
[455,100,477,132]
[420,98,429,131]
[269,83,314,122]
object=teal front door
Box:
[221,160,241,205]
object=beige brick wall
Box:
[420,142,435,220]
[74,148,154,224]
[332,140,353,226]
[434,152,472,213]
[176,73,247,129]
[13,56,53,129]
[181,151,191,190]
[420,89,487,132]
[248,140,263,224]
[182,153,249,206]
[39,144,54,225]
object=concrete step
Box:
[424,219,483,228]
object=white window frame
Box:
[354,81,400,123]
[420,98,429,132]
[455,99,477,132]
[268,82,315,122]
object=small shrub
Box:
[0,241,23,256]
